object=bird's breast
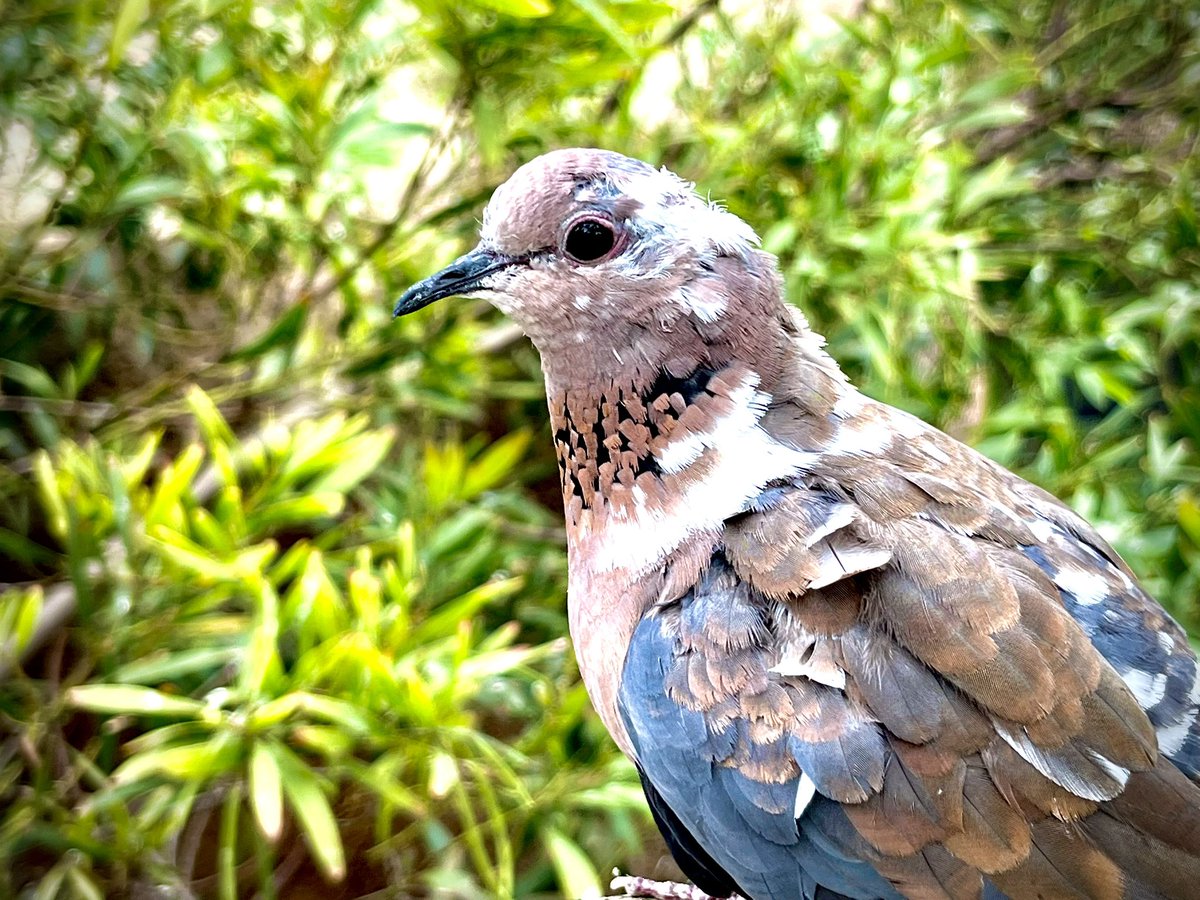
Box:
[566,530,719,761]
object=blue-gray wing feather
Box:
[619,597,902,900]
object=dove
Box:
[394,148,1200,900]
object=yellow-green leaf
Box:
[543,826,603,899]
[269,744,346,881]
[113,735,239,784]
[249,742,284,840]
[109,0,151,68]
[309,428,395,495]
[462,430,531,499]
[469,0,553,16]
[67,684,206,717]
[13,585,44,655]
[33,452,68,541]
[428,751,458,799]
[185,385,236,450]
[241,581,280,696]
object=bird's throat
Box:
[550,365,719,516]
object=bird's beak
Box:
[393,246,518,317]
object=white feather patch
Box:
[1157,717,1192,759]
[1123,668,1168,710]
[1157,668,1200,758]
[831,390,866,417]
[584,374,903,577]
[803,504,858,548]
[1052,564,1110,607]
[794,772,818,819]
[677,283,727,324]
[656,376,765,474]
[1026,518,1058,543]
[807,536,893,590]
[1087,749,1133,787]
[770,636,847,689]
[995,722,1129,801]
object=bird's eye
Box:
[563,218,617,263]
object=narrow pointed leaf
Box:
[249,742,284,841]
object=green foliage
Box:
[2,387,630,896]
[1,0,1198,897]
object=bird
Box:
[393,148,1200,900]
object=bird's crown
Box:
[480,147,759,265]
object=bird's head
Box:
[394,148,783,384]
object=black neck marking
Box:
[554,366,719,506]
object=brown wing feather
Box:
[716,397,1200,898]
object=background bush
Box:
[1,0,1197,896]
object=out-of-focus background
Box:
[1,0,1198,896]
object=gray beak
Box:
[393,246,519,317]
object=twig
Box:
[309,95,468,307]
[599,0,721,119]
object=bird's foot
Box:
[609,869,735,900]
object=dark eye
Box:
[563,218,617,263]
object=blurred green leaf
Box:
[113,735,240,784]
[470,0,553,17]
[66,685,208,717]
[241,581,281,697]
[108,0,150,68]
[543,826,603,899]
[249,742,284,840]
[270,743,346,881]
[110,647,240,684]
[112,178,188,213]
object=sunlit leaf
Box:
[185,385,236,451]
[468,0,553,17]
[67,685,207,717]
[109,0,150,67]
[147,528,235,583]
[12,585,44,656]
[269,743,346,881]
[32,451,68,541]
[543,826,603,899]
[308,428,395,495]
[241,581,281,696]
[428,751,459,799]
[462,430,532,499]
[113,735,240,784]
[146,444,205,531]
[409,576,523,644]
[249,741,284,840]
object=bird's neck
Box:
[545,325,859,760]
[543,317,856,570]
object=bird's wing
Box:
[618,402,1200,900]
[619,562,907,900]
